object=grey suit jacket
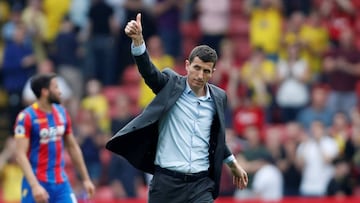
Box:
[106,51,232,198]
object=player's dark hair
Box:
[30,73,57,98]
[188,45,218,68]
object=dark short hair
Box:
[188,45,218,68]
[30,73,57,98]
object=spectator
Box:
[279,11,305,59]
[297,84,334,130]
[299,9,329,79]
[81,78,110,133]
[1,3,24,43]
[318,0,355,47]
[69,0,91,30]
[42,0,71,43]
[349,107,360,132]
[54,16,81,68]
[235,125,270,199]
[0,137,22,203]
[54,15,84,103]
[232,97,265,138]
[328,111,351,156]
[1,23,36,130]
[245,0,283,61]
[211,38,241,100]
[280,122,304,196]
[296,120,339,196]
[105,0,126,27]
[276,43,310,122]
[197,0,230,54]
[326,158,354,197]
[239,47,276,122]
[252,152,283,201]
[21,0,47,61]
[0,0,10,25]
[240,47,276,108]
[76,108,105,186]
[264,126,286,166]
[322,28,360,118]
[344,108,360,188]
[280,9,328,79]
[151,0,184,59]
[84,0,118,85]
[211,38,245,126]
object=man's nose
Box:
[197,71,204,79]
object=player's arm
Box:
[64,133,95,198]
[15,137,49,202]
[14,112,49,203]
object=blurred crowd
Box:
[1,0,360,202]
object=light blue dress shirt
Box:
[155,82,215,173]
[132,42,235,173]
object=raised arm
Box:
[124,13,168,94]
[125,13,144,47]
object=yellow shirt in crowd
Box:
[279,24,328,76]
[240,60,276,106]
[1,163,23,203]
[250,7,283,54]
[81,95,110,133]
[43,0,71,42]
[0,1,9,22]
[299,24,329,75]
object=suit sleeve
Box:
[133,51,169,94]
[222,93,235,163]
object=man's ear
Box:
[185,60,190,71]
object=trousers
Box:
[148,166,215,203]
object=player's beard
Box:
[48,92,61,104]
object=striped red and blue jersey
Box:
[14,102,73,183]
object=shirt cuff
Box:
[223,154,235,164]
[131,42,146,56]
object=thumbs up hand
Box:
[125,13,144,46]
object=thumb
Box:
[136,13,142,29]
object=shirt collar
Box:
[185,80,212,101]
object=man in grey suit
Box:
[106,13,248,202]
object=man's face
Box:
[47,78,61,104]
[185,57,214,92]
